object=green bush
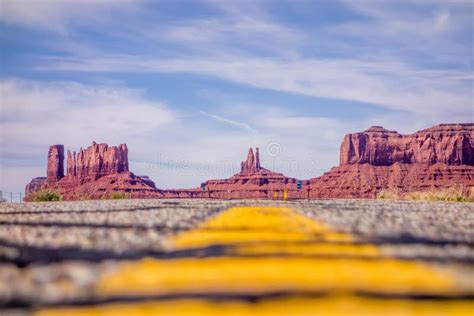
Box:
[30,189,62,202]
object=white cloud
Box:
[0,0,142,33]
[337,0,471,51]
[40,54,473,123]
[10,0,471,124]
[0,79,175,155]
[138,0,304,60]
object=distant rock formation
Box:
[24,123,474,201]
[340,124,473,166]
[163,147,309,199]
[25,142,161,200]
[311,123,474,198]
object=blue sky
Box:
[1,0,473,193]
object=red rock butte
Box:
[25,123,474,200]
[163,147,309,199]
[26,142,160,200]
[309,123,474,198]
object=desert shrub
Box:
[30,189,62,202]
[405,185,472,202]
[405,191,436,201]
[376,186,473,202]
[110,191,128,200]
[376,190,400,200]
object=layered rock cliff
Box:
[340,124,473,166]
[312,123,474,198]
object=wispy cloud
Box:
[39,54,473,122]
[200,110,256,133]
[28,0,472,123]
[0,0,143,33]
[336,0,472,61]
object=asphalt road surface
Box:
[0,199,473,315]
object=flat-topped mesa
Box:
[311,123,474,199]
[340,124,474,166]
[67,141,129,180]
[240,147,261,174]
[46,145,65,181]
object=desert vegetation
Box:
[377,186,473,202]
[110,192,129,199]
[29,189,63,202]
[100,191,129,200]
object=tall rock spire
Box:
[46,145,64,181]
[240,147,261,174]
[67,150,77,177]
[256,147,261,170]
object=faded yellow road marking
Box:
[96,257,456,296]
[96,206,456,296]
[37,295,473,316]
[170,206,353,248]
[232,241,380,257]
[37,206,472,315]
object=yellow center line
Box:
[37,295,472,316]
[170,206,353,248]
[36,206,473,316]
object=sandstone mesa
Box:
[25,123,474,200]
[309,123,474,198]
[26,142,160,200]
